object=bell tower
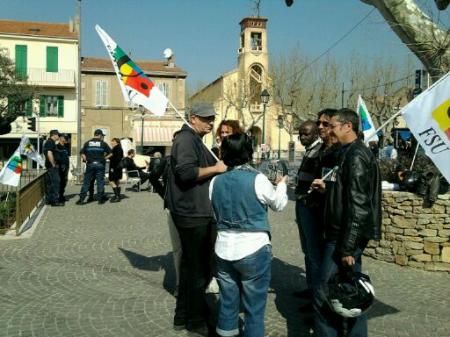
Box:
[237,17,269,106]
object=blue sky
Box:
[2,0,440,88]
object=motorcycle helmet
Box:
[326,271,375,318]
[399,170,423,192]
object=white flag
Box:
[402,71,450,183]
[95,25,168,116]
[19,135,45,168]
[0,150,22,187]
[357,95,379,144]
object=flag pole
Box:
[167,101,220,162]
[364,109,402,142]
[409,142,421,171]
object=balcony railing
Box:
[17,68,76,87]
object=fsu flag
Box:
[95,25,168,116]
[402,71,450,183]
[19,135,45,168]
[0,150,22,187]
[357,95,379,144]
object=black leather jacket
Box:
[324,139,381,257]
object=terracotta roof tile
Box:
[0,19,77,39]
[82,57,187,77]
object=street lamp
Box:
[139,105,146,154]
[260,89,270,159]
[277,115,283,159]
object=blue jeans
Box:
[295,201,323,294]
[216,244,272,337]
[313,241,368,337]
[80,163,105,199]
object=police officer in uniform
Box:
[44,130,63,206]
[56,133,70,204]
[76,129,112,205]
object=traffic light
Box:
[27,117,36,131]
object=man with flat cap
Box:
[76,129,112,205]
[166,102,227,335]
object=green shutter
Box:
[57,96,64,117]
[25,99,32,116]
[15,45,27,80]
[46,47,58,72]
[39,96,46,117]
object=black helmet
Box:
[400,170,423,192]
[326,271,375,318]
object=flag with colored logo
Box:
[19,135,45,168]
[402,71,450,183]
[95,25,168,116]
[357,95,379,144]
[0,150,22,187]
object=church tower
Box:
[237,17,269,107]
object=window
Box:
[46,46,58,72]
[250,32,262,50]
[15,45,27,80]
[157,82,169,97]
[95,80,108,107]
[39,95,64,117]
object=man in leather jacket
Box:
[311,108,381,337]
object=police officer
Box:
[76,129,112,205]
[56,133,70,204]
[43,130,63,207]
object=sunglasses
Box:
[316,121,330,127]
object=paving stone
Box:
[0,186,449,337]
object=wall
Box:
[365,191,450,272]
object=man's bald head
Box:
[298,120,319,147]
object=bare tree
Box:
[270,50,341,140]
[0,49,34,135]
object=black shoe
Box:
[51,202,64,207]
[173,316,186,331]
[98,196,108,204]
[110,196,120,203]
[75,199,87,205]
[59,197,70,202]
[86,196,95,203]
[186,324,209,337]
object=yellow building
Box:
[190,17,292,158]
[81,57,187,155]
[0,19,78,159]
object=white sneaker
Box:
[205,277,220,294]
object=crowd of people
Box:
[159,102,381,337]
[43,128,163,207]
[43,101,381,337]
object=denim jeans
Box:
[45,167,60,204]
[295,201,323,294]
[313,241,368,337]
[80,163,105,199]
[216,244,272,337]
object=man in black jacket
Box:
[166,102,227,335]
[295,120,322,302]
[311,108,381,337]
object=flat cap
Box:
[189,102,216,118]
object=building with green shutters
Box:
[0,19,78,163]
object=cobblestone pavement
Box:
[0,186,449,337]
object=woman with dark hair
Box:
[109,138,124,202]
[209,133,288,337]
[212,120,244,157]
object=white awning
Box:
[134,126,181,146]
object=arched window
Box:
[249,64,263,105]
